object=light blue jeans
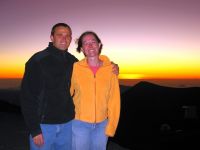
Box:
[72,119,108,150]
[30,120,72,150]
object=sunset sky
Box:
[1,0,200,80]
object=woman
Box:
[70,31,120,150]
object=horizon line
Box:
[1,77,200,80]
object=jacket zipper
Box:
[89,65,100,123]
[94,73,96,123]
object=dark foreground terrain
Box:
[1,81,200,150]
[0,101,129,150]
[0,101,28,150]
[111,82,200,150]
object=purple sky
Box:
[0,0,200,79]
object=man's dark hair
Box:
[51,23,72,36]
[76,31,103,54]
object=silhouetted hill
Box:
[0,100,21,113]
[119,85,131,94]
[0,89,20,105]
[111,81,200,150]
[0,89,21,113]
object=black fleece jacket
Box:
[20,42,78,137]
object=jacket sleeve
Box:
[105,73,121,137]
[20,58,43,138]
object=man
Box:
[20,23,119,150]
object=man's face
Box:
[50,26,72,51]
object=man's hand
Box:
[33,133,44,147]
[111,62,119,75]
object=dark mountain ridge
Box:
[111,81,200,149]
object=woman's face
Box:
[81,34,101,57]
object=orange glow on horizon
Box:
[1,73,200,79]
[0,73,23,78]
[0,68,24,78]
[119,73,200,80]
[119,73,145,79]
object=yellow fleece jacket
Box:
[70,55,120,137]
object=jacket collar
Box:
[78,55,111,67]
[47,42,69,56]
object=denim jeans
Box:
[30,120,72,150]
[72,119,108,150]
